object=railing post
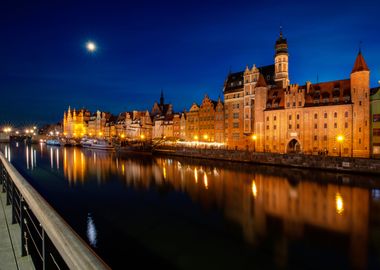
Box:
[6,173,10,205]
[11,181,16,224]
[20,198,27,257]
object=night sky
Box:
[1,0,379,126]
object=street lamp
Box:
[251,134,257,152]
[337,135,344,157]
[203,134,208,141]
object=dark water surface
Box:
[1,143,380,269]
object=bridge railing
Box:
[0,152,110,270]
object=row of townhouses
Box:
[63,31,380,158]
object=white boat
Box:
[46,139,61,146]
[80,138,94,147]
[83,139,114,150]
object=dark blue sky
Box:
[1,0,379,126]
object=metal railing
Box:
[0,152,110,270]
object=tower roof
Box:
[256,73,267,88]
[352,51,369,73]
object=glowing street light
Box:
[252,134,257,152]
[194,135,198,141]
[337,135,344,157]
[140,134,145,140]
[203,134,209,141]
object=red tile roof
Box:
[352,51,369,73]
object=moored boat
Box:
[46,139,61,146]
[83,139,114,151]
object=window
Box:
[345,122,348,128]
[274,125,277,130]
[334,112,337,118]
[274,116,277,121]
[345,111,349,117]
[287,102,290,107]
[324,113,327,118]
[266,125,269,130]
[314,135,318,141]
[359,101,362,106]
[334,123,337,128]
[298,101,302,106]
[233,113,239,119]
[293,102,296,107]
[374,114,380,122]
[359,139,361,144]
[289,124,292,129]
[314,124,318,129]
[233,122,239,128]
[296,124,300,129]
[266,116,269,121]
[373,129,380,136]
[324,123,327,128]
[297,114,300,120]
[289,115,292,120]
[359,127,361,132]
[324,135,327,141]
[314,113,318,119]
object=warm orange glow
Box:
[337,135,344,142]
[163,167,167,179]
[120,134,125,138]
[140,134,145,139]
[203,172,208,189]
[194,168,198,183]
[203,134,208,140]
[99,132,103,136]
[251,180,257,197]
[194,135,198,140]
[252,134,257,141]
[335,192,344,215]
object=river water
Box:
[1,143,380,269]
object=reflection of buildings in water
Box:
[25,145,37,170]
[153,158,370,269]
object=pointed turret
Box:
[351,50,369,73]
[256,73,268,88]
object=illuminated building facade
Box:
[370,87,380,157]
[63,107,90,137]
[223,31,370,157]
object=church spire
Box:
[160,89,164,106]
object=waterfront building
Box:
[179,112,187,140]
[186,103,200,141]
[370,87,380,158]
[223,31,370,157]
[87,110,111,138]
[63,107,90,137]
[104,115,117,139]
[197,95,225,142]
[173,113,181,139]
[125,110,152,140]
[151,90,174,139]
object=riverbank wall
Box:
[153,147,380,175]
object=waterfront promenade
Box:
[0,190,34,270]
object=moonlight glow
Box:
[86,41,96,52]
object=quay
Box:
[0,152,110,270]
[153,146,380,175]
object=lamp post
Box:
[252,134,257,152]
[337,135,344,157]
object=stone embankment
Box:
[153,147,380,175]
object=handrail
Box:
[0,152,110,270]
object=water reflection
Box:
[87,213,97,248]
[1,144,378,269]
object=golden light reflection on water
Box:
[335,192,344,215]
[2,145,374,269]
[251,180,257,197]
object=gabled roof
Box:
[352,51,369,73]
[255,73,267,88]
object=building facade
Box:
[223,31,370,157]
[370,87,380,157]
